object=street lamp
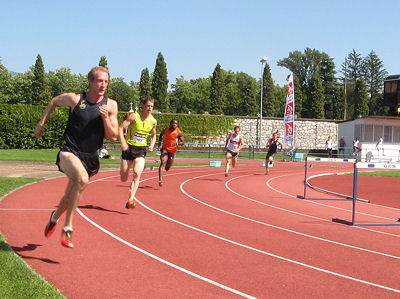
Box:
[259,57,267,147]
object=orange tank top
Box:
[162,127,179,154]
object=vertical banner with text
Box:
[284,73,295,146]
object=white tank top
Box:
[227,133,241,152]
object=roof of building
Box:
[338,115,400,123]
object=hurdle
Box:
[346,162,400,226]
[299,157,357,201]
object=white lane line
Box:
[77,208,255,299]
[83,172,255,299]
[178,173,400,293]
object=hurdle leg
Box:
[303,158,308,199]
[351,163,358,225]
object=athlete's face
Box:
[89,71,109,96]
[143,100,154,113]
[234,128,240,135]
[170,120,178,130]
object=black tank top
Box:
[63,93,107,153]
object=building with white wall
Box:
[338,116,400,162]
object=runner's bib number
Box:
[133,133,146,144]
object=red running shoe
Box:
[61,229,74,248]
[44,210,58,237]
[125,198,136,209]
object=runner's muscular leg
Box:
[129,157,145,200]
[57,151,89,228]
[225,152,232,174]
[159,153,168,182]
[165,157,174,171]
[231,156,237,168]
[120,159,133,182]
[52,179,74,221]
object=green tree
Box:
[192,77,211,114]
[262,63,275,117]
[353,77,369,118]
[332,84,345,119]
[307,73,325,119]
[9,71,34,104]
[31,54,50,105]
[341,49,363,119]
[99,56,108,68]
[139,68,151,102]
[361,50,387,115]
[274,84,287,117]
[170,76,195,113]
[209,63,226,115]
[278,48,325,91]
[151,52,169,112]
[107,77,138,111]
[237,72,258,116]
[47,67,85,97]
[223,71,241,115]
[0,62,12,104]
[320,53,337,119]
[293,75,303,118]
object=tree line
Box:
[0,48,392,119]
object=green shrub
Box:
[0,105,235,149]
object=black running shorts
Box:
[121,145,148,160]
[227,149,239,158]
[56,144,100,178]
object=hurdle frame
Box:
[349,162,400,227]
[300,157,357,201]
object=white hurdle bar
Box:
[301,157,356,200]
[306,157,357,163]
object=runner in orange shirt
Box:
[158,119,184,186]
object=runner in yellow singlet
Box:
[119,98,157,209]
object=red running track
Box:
[1,160,400,298]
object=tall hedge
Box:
[0,104,235,149]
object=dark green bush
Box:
[0,105,235,149]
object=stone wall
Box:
[189,116,339,149]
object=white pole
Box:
[260,57,267,147]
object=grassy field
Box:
[0,177,65,298]
[358,170,400,177]
[0,148,277,163]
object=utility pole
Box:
[259,57,267,147]
[344,57,347,120]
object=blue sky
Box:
[1,0,399,87]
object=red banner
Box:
[284,73,295,145]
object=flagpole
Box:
[259,57,267,147]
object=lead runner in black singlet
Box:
[34,66,119,249]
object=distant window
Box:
[354,125,362,141]
[384,126,392,143]
[393,127,400,143]
[374,125,383,142]
[384,81,398,94]
[365,125,373,142]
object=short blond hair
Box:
[87,66,110,81]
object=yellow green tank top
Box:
[126,111,154,146]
